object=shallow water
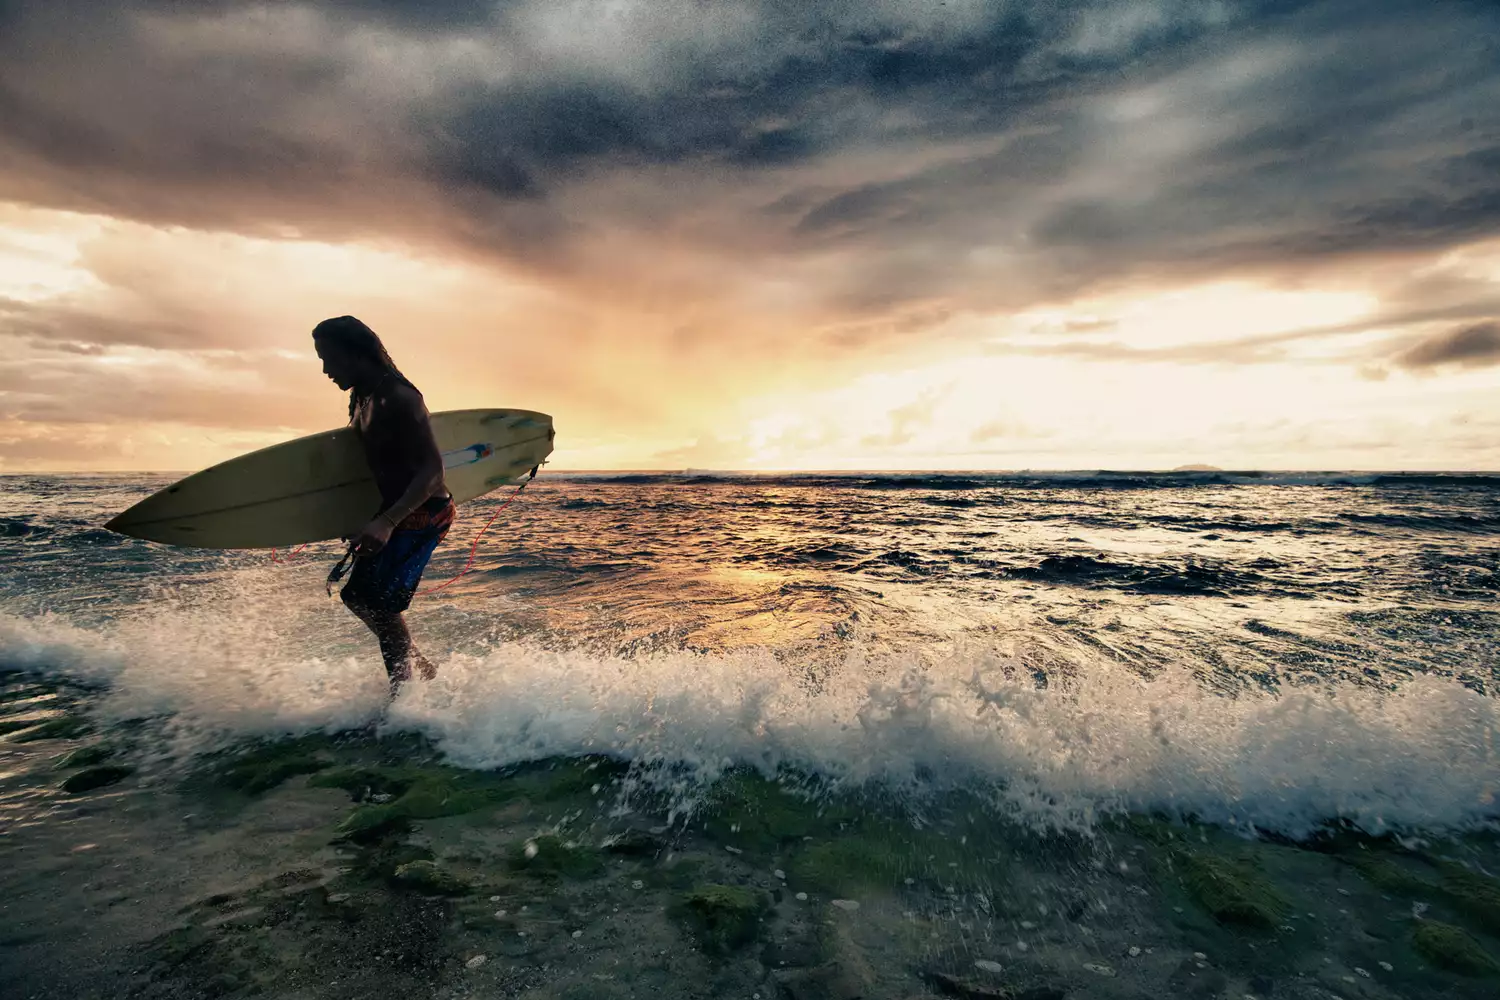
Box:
[2,471,1498,998]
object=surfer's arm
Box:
[376,396,445,527]
[380,463,444,528]
[353,392,444,553]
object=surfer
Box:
[312,316,454,695]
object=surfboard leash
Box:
[324,541,359,597]
[415,465,539,598]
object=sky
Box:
[1,0,1499,473]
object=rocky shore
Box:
[3,680,1498,1000]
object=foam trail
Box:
[391,640,1500,837]
[9,606,1491,839]
[0,607,388,744]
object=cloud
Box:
[0,340,331,431]
[0,425,127,465]
[1,1,1500,471]
[0,0,1494,328]
[971,420,1015,443]
[860,385,947,447]
[1396,320,1500,370]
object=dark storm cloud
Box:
[1396,321,1500,370]
[67,0,509,32]
[417,7,1066,200]
[0,0,1497,323]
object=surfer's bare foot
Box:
[385,653,434,696]
[385,664,410,698]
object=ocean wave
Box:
[1339,512,1500,533]
[734,541,867,569]
[1002,554,1270,597]
[0,517,50,538]
[3,611,1496,839]
[538,470,1461,489]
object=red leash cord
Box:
[416,481,528,596]
[267,478,531,599]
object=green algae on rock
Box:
[1342,849,1441,896]
[1341,847,1500,938]
[344,833,437,883]
[314,766,505,837]
[1178,850,1289,929]
[506,834,605,880]
[1435,860,1500,936]
[392,860,472,896]
[1412,920,1500,976]
[699,768,858,852]
[54,743,115,769]
[791,835,912,895]
[789,821,1003,896]
[222,753,329,794]
[313,756,627,840]
[60,763,133,793]
[671,883,767,954]
[200,734,348,794]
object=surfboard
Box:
[104,409,554,549]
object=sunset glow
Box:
[2,2,1498,472]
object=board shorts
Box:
[340,494,456,614]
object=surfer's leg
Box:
[344,601,423,692]
[339,507,451,692]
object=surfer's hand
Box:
[354,517,394,555]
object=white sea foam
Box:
[3,604,1496,839]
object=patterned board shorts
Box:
[340,495,456,614]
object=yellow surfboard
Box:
[104,409,554,549]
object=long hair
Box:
[311,316,417,423]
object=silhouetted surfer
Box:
[312,316,454,695]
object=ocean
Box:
[2,471,1498,998]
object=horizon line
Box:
[6,467,1500,477]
